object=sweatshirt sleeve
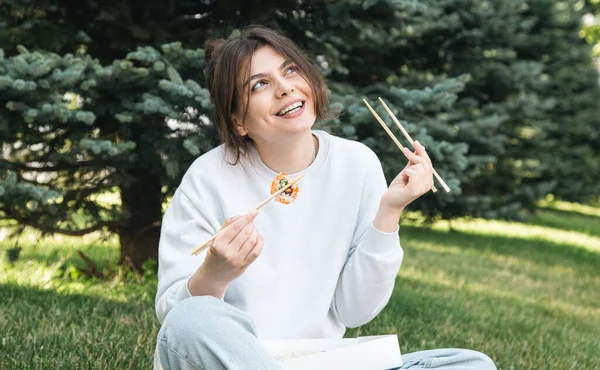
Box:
[155,186,217,324]
[330,149,404,328]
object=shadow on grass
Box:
[2,243,118,270]
[401,225,600,273]
[0,281,145,312]
[0,282,159,369]
[537,203,600,219]
[527,208,600,238]
[348,274,600,369]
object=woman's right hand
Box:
[188,210,264,298]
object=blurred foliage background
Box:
[1,0,599,267]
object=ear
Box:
[232,115,247,137]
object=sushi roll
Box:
[270,173,299,204]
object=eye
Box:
[285,66,297,75]
[251,80,267,92]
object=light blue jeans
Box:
[154,296,497,370]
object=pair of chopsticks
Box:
[363,97,450,193]
[190,173,306,256]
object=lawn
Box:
[1,201,599,369]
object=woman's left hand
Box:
[380,141,434,212]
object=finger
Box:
[414,142,434,180]
[213,222,254,261]
[220,215,242,230]
[401,147,428,166]
[227,222,256,253]
[410,163,434,193]
[412,163,426,177]
[244,234,264,263]
[409,163,432,188]
[413,141,432,165]
[418,166,433,192]
[238,226,258,255]
[228,227,258,268]
[401,168,418,182]
[217,210,258,244]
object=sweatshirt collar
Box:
[245,130,330,182]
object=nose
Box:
[275,78,294,98]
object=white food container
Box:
[261,335,403,370]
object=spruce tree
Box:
[273,0,586,218]
[537,0,600,203]
[1,0,598,267]
[0,43,213,265]
[0,0,304,267]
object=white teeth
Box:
[277,102,303,116]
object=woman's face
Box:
[234,45,316,145]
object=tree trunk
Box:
[118,169,163,269]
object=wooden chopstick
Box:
[190,173,306,256]
[363,99,438,193]
[378,97,451,193]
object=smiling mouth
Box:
[276,101,305,116]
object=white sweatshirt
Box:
[155,130,404,339]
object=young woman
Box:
[154,26,496,370]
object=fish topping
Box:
[271,173,299,204]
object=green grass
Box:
[2,202,600,369]
[0,233,158,369]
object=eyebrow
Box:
[244,59,293,87]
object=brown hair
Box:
[203,26,334,164]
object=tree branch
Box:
[2,207,121,235]
[1,159,114,172]
[61,171,118,204]
[38,221,121,236]
[76,250,105,278]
